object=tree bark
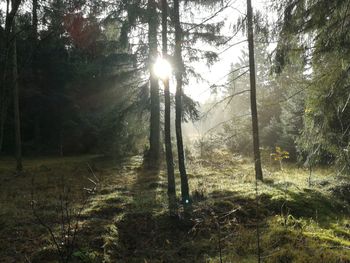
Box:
[32,0,38,42]
[32,0,41,151]
[147,0,160,168]
[0,77,9,153]
[0,0,12,153]
[247,0,263,181]
[0,98,7,153]
[174,0,191,218]
[11,17,22,172]
[0,0,21,154]
[162,0,177,216]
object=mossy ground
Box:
[0,152,349,262]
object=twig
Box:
[328,246,350,250]
[220,208,239,219]
[185,0,235,33]
[87,162,99,183]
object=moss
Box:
[31,247,59,263]
[213,200,235,212]
[304,231,350,247]
[1,154,350,262]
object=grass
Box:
[0,152,349,262]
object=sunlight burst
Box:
[153,57,172,80]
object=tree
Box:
[11,1,22,172]
[0,0,21,153]
[31,0,40,148]
[161,0,177,216]
[246,0,263,180]
[147,0,161,168]
[0,0,149,158]
[174,0,192,217]
[275,0,350,173]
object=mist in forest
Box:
[1,0,350,262]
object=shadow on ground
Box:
[24,156,350,262]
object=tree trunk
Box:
[1,0,22,154]
[0,0,11,153]
[147,0,160,168]
[59,128,63,157]
[162,0,177,216]
[247,0,263,181]
[0,100,7,153]
[11,18,23,172]
[0,82,9,153]
[174,0,191,218]
[32,0,38,42]
[32,0,41,151]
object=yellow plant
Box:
[271,146,290,170]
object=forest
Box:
[0,0,350,262]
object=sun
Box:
[153,57,172,80]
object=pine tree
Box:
[161,0,177,216]
[147,0,161,168]
[174,0,192,217]
[275,0,350,172]
[10,2,22,172]
[247,0,263,180]
[0,0,22,153]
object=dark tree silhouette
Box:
[247,0,263,181]
[0,0,22,153]
[11,14,22,172]
[162,0,177,216]
[147,0,161,168]
[174,0,192,217]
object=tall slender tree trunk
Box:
[147,0,160,168]
[0,0,11,153]
[1,0,22,154]
[162,0,177,216]
[247,0,263,181]
[0,100,7,153]
[32,0,38,41]
[0,82,9,153]
[32,0,41,151]
[174,0,191,218]
[11,18,22,172]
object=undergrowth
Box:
[0,152,349,262]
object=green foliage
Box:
[73,250,98,263]
[271,146,290,161]
[299,57,350,171]
[275,0,350,173]
[180,92,200,123]
[222,117,253,155]
[1,153,350,262]
[271,146,290,170]
[0,0,149,157]
[219,37,296,157]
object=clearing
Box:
[1,153,350,262]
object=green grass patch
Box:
[1,153,349,262]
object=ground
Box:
[0,152,350,262]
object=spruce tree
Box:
[174,0,192,217]
[247,0,263,180]
[147,0,161,168]
[11,1,22,172]
[161,0,177,216]
[275,0,350,172]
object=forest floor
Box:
[1,152,350,262]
